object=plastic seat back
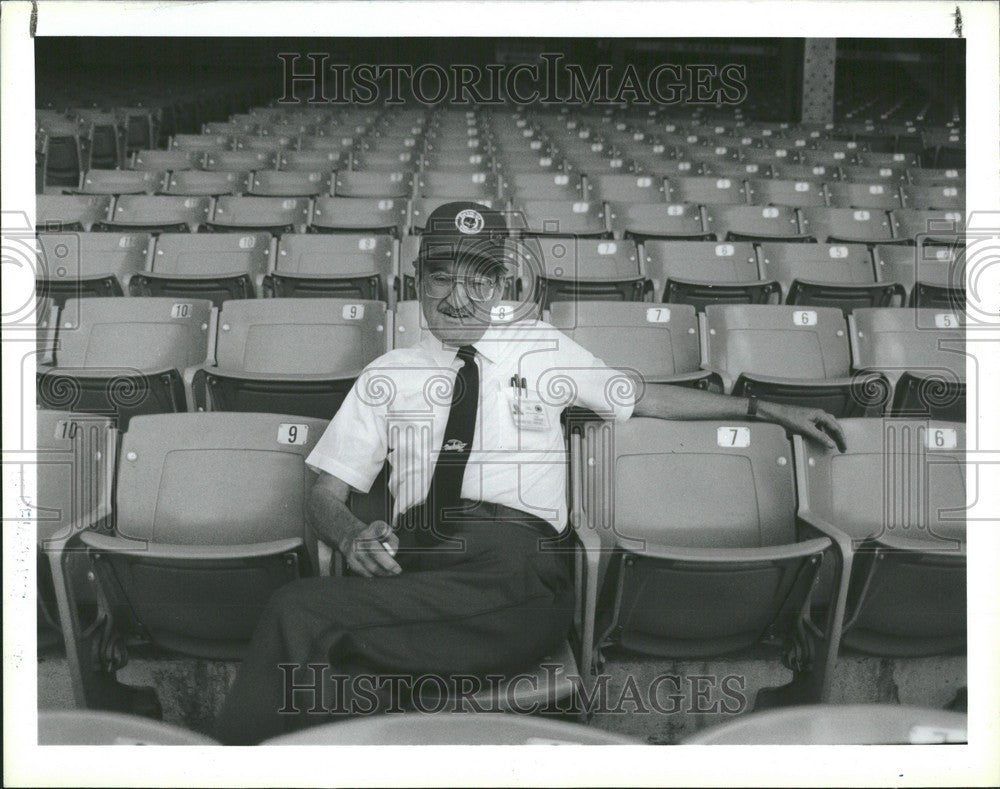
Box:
[798,208,894,244]
[797,418,966,656]
[161,170,250,196]
[642,240,774,310]
[100,195,212,233]
[203,298,387,417]
[757,242,894,313]
[36,195,112,232]
[666,176,747,205]
[610,201,709,241]
[76,169,164,195]
[270,233,395,301]
[37,231,151,306]
[415,170,500,199]
[310,196,408,236]
[208,196,310,234]
[578,418,827,657]
[872,244,965,309]
[133,231,272,305]
[248,170,331,197]
[39,297,213,426]
[826,182,902,210]
[89,411,327,658]
[548,300,707,385]
[704,204,809,242]
[333,170,413,198]
[850,307,965,419]
[515,200,610,239]
[745,179,827,208]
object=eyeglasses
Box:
[421,271,501,302]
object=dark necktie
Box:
[426,344,479,529]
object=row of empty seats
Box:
[61,168,966,211]
[36,297,966,424]
[38,408,965,712]
[36,193,966,244]
[35,232,965,315]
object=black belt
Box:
[398,499,572,546]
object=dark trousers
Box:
[214,501,576,745]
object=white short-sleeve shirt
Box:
[306,318,635,532]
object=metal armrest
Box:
[182,363,209,412]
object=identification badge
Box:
[506,390,550,431]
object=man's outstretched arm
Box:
[632,383,847,452]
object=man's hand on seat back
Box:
[342,520,401,578]
[758,401,847,452]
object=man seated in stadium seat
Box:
[214,202,846,745]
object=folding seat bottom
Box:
[733,372,891,418]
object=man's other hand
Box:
[760,402,847,452]
[342,520,401,578]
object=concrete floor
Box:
[37,648,965,744]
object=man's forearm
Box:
[632,383,766,422]
[307,484,369,553]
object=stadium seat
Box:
[642,240,777,309]
[757,242,898,312]
[745,179,828,208]
[797,208,894,244]
[161,170,250,196]
[707,161,774,180]
[704,205,810,242]
[279,149,346,171]
[130,149,199,171]
[130,231,272,305]
[420,151,496,172]
[840,165,907,184]
[414,170,500,199]
[37,231,151,306]
[890,209,965,244]
[333,170,414,198]
[37,120,84,187]
[49,411,327,712]
[849,307,965,420]
[98,195,212,233]
[350,150,420,171]
[899,184,964,211]
[872,243,965,309]
[906,168,964,187]
[684,704,966,744]
[521,237,644,308]
[188,298,388,418]
[589,174,667,203]
[310,196,409,236]
[408,197,500,235]
[236,134,295,152]
[203,149,277,171]
[74,169,164,196]
[264,711,640,745]
[825,182,903,210]
[548,301,717,388]
[856,151,921,169]
[704,304,885,417]
[36,194,113,232]
[795,419,966,661]
[74,111,124,170]
[571,419,830,680]
[35,410,116,649]
[513,200,611,239]
[265,233,395,301]
[770,163,841,182]
[610,202,711,242]
[501,172,589,201]
[206,196,310,235]
[170,133,232,152]
[37,297,213,427]
[665,176,747,205]
[247,170,332,197]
